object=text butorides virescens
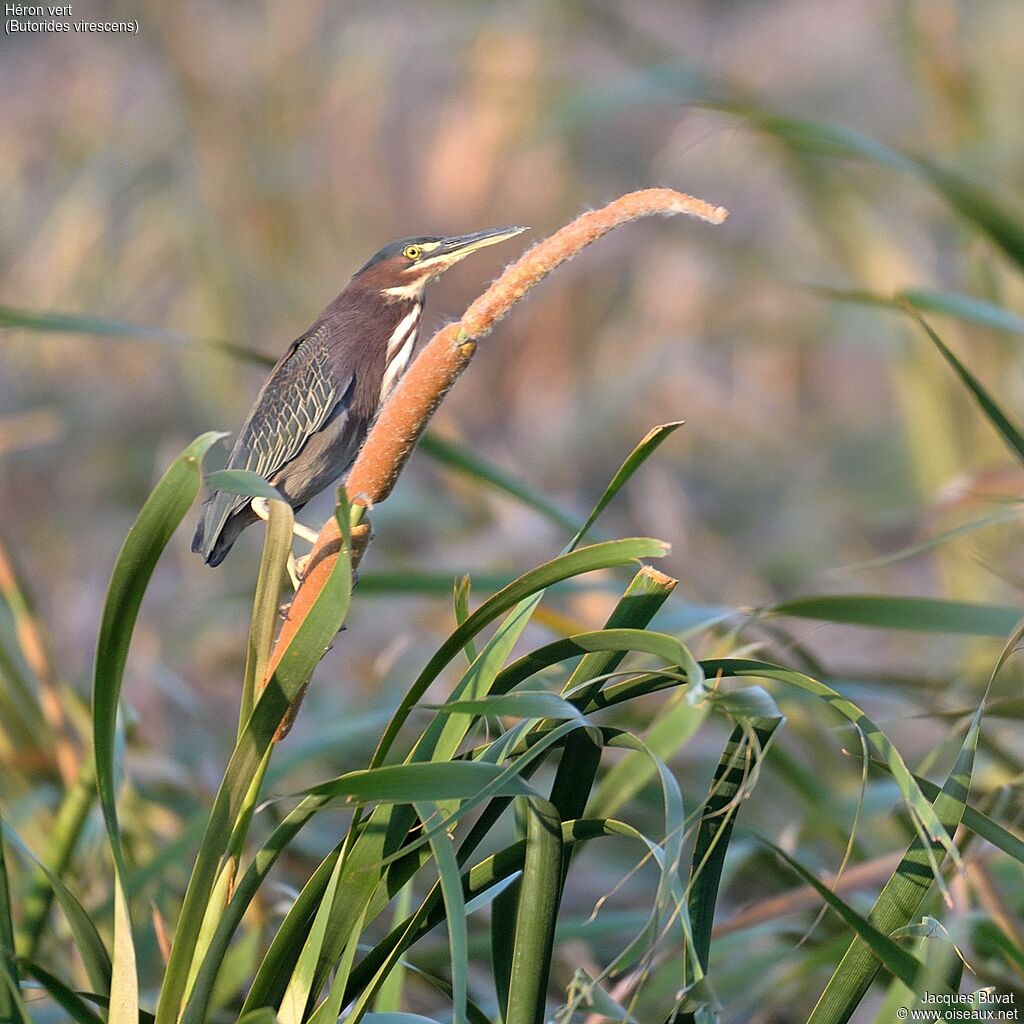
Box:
[192,226,526,567]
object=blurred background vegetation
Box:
[3,1,1024,1020]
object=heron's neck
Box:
[380,278,427,302]
[379,298,422,403]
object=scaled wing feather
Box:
[195,325,349,558]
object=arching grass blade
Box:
[93,431,224,1024]
[808,713,980,1024]
[419,431,581,534]
[908,309,1024,464]
[17,959,103,1024]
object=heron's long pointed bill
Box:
[420,225,528,271]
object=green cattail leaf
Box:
[770,594,1020,637]
[567,570,688,819]
[16,959,103,1024]
[361,1015,447,1024]
[0,812,16,1021]
[505,799,563,1024]
[708,685,784,721]
[1,819,111,997]
[570,422,682,548]
[901,288,1024,335]
[259,428,678,1011]
[205,469,287,503]
[239,495,294,732]
[181,797,329,1024]
[686,659,963,888]
[914,159,1024,273]
[765,841,929,991]
[909,310,1024,465]
[420,432,581,534]
[563,567,677,700]
[428,691,586,721]
[734,107,1024,271]
[817,284,1024,336]
[734,107,912,170]
[305,904,367,1024]
[17,764,97,961]
[0,305,273,365]
[0,305,198,344]
[368,538,668,771]
[590,694,707,818]
[910,774,1024,864]
[836,507,1022,575]
[680,716,784,1023]
[162,495,353,1024]
[236,1011,279,1024]
[491,628,700,700]
[452,575,478,665]
[370,883,414,1017]
[296,761,534,804]
[278,847,350,1024]
[348,819,642,1003]
[415,803,469,1024]
[93,431,225,1024]
[600,733,692,979]
[0,968,31,1024]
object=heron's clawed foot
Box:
[286,552,307,591]
[285,551,313,590]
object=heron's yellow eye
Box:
[403,244,422,261]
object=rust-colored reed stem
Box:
[263,188,727,718]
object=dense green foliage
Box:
[1,337,1022,1019]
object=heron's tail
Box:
[192,491,254,566]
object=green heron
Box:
[192,225,526,567]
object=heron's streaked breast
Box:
[380,302,421,402]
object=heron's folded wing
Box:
[194,325,351,558]
[235,324,345,483]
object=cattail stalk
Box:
[263,188,727,714]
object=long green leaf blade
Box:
[253,429,677,1012]
[0,305,273,365]
[160,496,353,1024]
[419,432,581,534]
[0,812,16,1021]
[908,309,1024,464]
[688,718,784,973]
[765,842,926,991]
[92,431,224,1024]
[771,595,1020,637]
[1,819,111,996]
[17,959,104,1024]
[505,799,563,1024]
[368,538,668,769]
[296,761,535,803]
[808,713,980,1024]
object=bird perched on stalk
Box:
[193,226,526,567]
